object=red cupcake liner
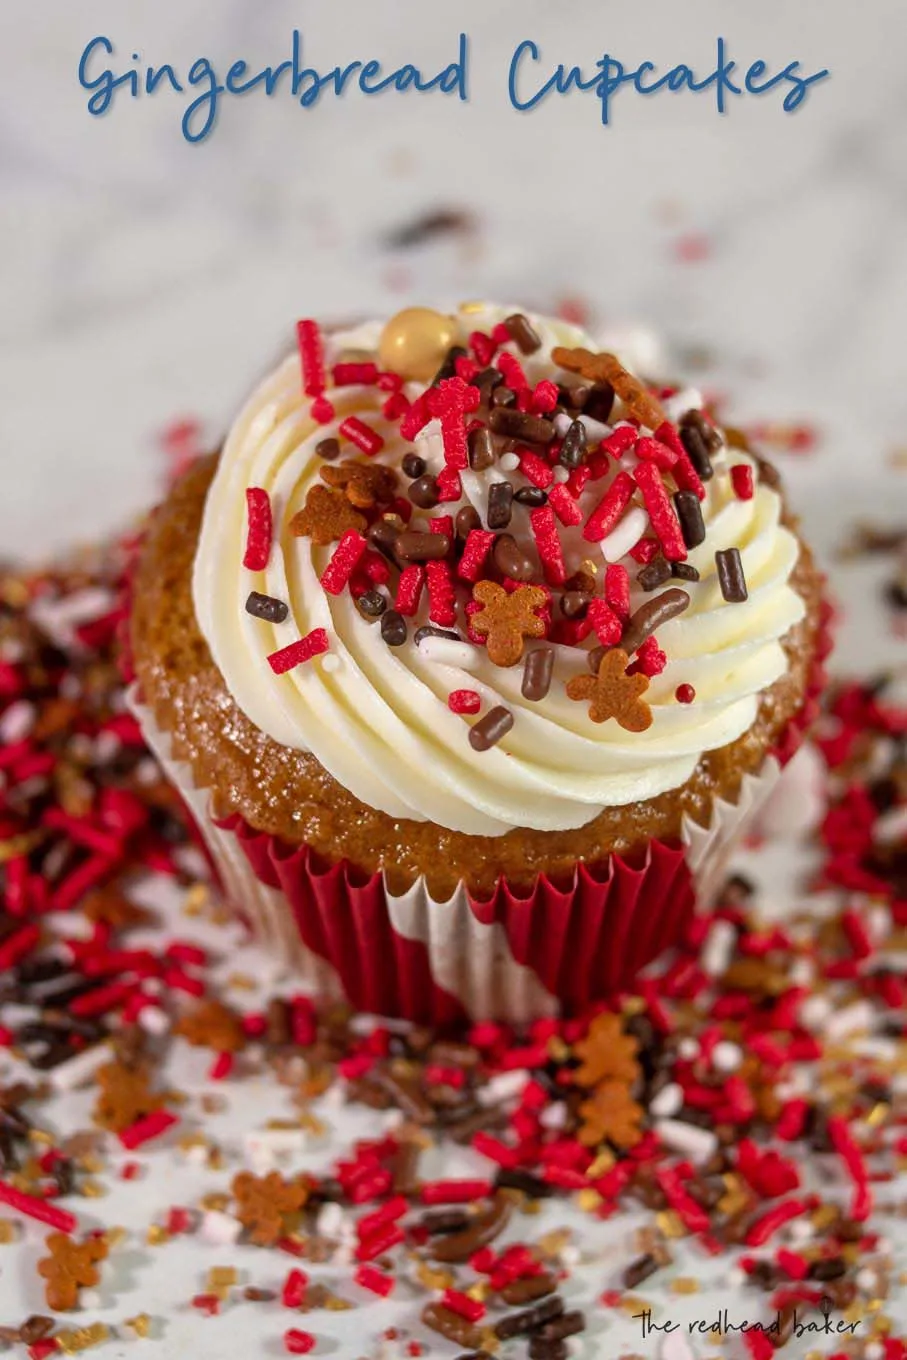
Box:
[129,567,832,1023]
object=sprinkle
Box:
[448,689,481,714]
[731,463,755,499]
[621,588,690,656]
[267,629,331,674]
[395,565,425,616]
[655,420,707,499]
[458,529,496,583]
[242,488,272,571]
[441,1288,486,1323]
[637,557,672,592]
[245,591,289,625]
[418,637,477,668]
[354,1264,395,1297]
[630,635,667,677]
[320,530,368,595]
[633,463,687,561]
[489,408,555,445]
[338,416,384,457]
[283,1329,316,1355]
[426,560,457,626]
[504,313,542,354]
[0,1181,78,1235]
[487,481,514,530]
[744,1197,810,1246]
[530,506,567,586]
[118,1109,180,1150]
[468,707,514,752]
[281,1268,309,1308]
[315,437,341,461]
[583,472,636,543]
[380,610,407,647]
[635,436,678,471]
[548,484,583,527]
[674,491,706,549]
[675,683,696,704]
[296,319,326,397]
[522,646,554,701]
[332,362,378,386]
[715,547,748,602]
[604,564,631,619]
[586,599,622,647]
[429,376,481,470]
[558,419,587,468]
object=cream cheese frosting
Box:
[192,303,805,836]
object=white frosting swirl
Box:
[193,304,805,836]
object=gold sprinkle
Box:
[656,1210,687,1239]
[56,1323,110,1353]
[0,830,47,863]
[576,1188,603,1213]
[102,1227,127,1250]
[227,973,257,991]
[182,883,209,916]
[125,1314,151,1338]
[621,1294,649,1315]
[146,1225,170,1246]
[535,1229,572,1259]
[207,1265,238,1298]
[415,1262,455,1291]
[866,1102,890,1128]
[199,1193,230,1214]
[670,1277,700,1295]
[79,1179,106,1199]
[587,1151,616,1179]
[478,1328,500,1354]
[322,1294,353,1312]
[0,1218,19,1244]
[547,1037,570,1064]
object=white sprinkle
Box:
[417,636,479,669]
[201,1210,242,1245]
[787,1217,814,1243]
[825,1000,875,1041]
[799,994,831,1031]
[654,1118,718,1165]
[663,388,704,422]
[678,1037,699,1061]
[539,1102,568,1130]
[316,1201,352,1242]
[320,654,341,673]
[712,1041,743,1073]
[29,587,117,647]
[600,506,649,563]
[0,700,35,745]
[245,1127,307,1162]
[551,465,570,483]
[50,1042,112,1092]
[499,452,521,472]
[478,1070,528,1106]
[874,805,907,846]
[649,1082,683,1119]
[865,1343,885,1360]
[700,919,736,977]
[80,1290,102,1310]
[789,957,815,988]
[856,1267,878,1294]
[93,730,122,764]
[138,1006,171,1036]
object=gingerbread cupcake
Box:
[129,302,830,1022]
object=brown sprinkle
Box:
[522,647,555,702]
[621,588,691,657]
[489,408,555,445]
[468,705,514,752]
[716,547,748,602]
[395,531,451,562]
[504,312,542,354]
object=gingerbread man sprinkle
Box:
[566,648,653,731]
[470,581,548,667]
[93,1060,169,1134]
[290,485,366,545]
[231,1170,309,1247]
[578,1080,644,1149]
[572,1011,641,1088]
[38,1232,108,1312]
[320,459,397,510]
[551,345,664,431]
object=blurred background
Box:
[2,0,906,603]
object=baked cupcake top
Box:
[192,303,805,836]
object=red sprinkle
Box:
[635,435,679,471]
[281,1268,309,1308]
[448,690,481,715]
[0,1180,78,1234]
[548,483,583,527]
[530,506,567,587]
[339,416,384,457]
[442,1289,486,1323]
[354,1265,395,1298]
[283,1330,316,1355]
[320,530,368,595]
[296,319,326,397]
[395,565,426,617]
[604,564,631,620]
[420,1178,493,1205]
[586,599,622,647]
[675,683,696,704]
[730,463,755,500]
[243,488,273,572]
[519,450,554,489]
[118,1110,179,1151]
[426,560,457,627]
[633,462,687,561]
[332,362,378,387]
[267,629,331,674]
[583,471,635,543]
[654,420,706,500]
[458,529,496,583]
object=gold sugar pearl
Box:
[378,307,457,382]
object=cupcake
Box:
[128,302,830,1023]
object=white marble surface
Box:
[1,4,906,1357]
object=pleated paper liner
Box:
[127,601,833,1025]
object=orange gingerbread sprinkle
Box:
[565,648,653,731]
